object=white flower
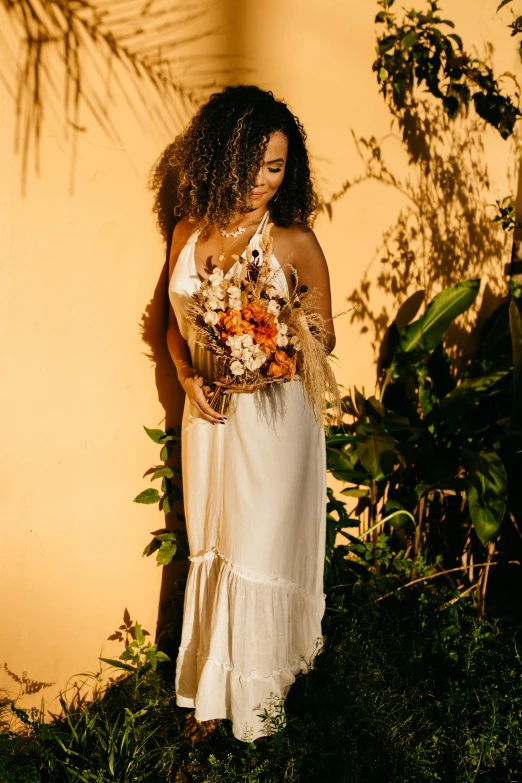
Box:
[241,347,254,361]
[227,284,241,299]
[290,335,302,351]
[226,335,243,349]
[209,267,224,287]
[230,359,245,376]
[276,322,289,346]
[204,310,219,326]
[226,335,243,357]
[245,346,267,371]
[207,296,223,310]
[265,285,278,299]
[240,334,254,348]
[267,299,281,316]
[229,299,242,311]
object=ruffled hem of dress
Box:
[174,546,326,742]
[175,648,324,742]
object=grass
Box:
[2,579,522,783]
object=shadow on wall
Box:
[331,100,512,370]
[0,0,217,194]
[139,201,188,663]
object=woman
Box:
[150,85,336,743]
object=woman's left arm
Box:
[284,225,336,354]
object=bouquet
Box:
[185,220,344,429]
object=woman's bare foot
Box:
[183,710,221,742]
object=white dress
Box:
[168,212,327,742]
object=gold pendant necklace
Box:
[218,213,267,264]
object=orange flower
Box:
[254,324,278,353]
[242,301,276,327]
[220,309,243,333]
[266,350,296,380]
[241,319,256,335]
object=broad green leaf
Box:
[133,488,161,504]
[415,478,465,498]
[441,369,511,408]
[382,499,413,529]
[160,445,171,461]
[341,487,370,497]
[155,651,172,663]
[151,466,175,481]
[510,297,522,427]
[355,422,397,480]
[143,426,167,444]
[154,532,177,542]
[463,448,508,545]
[156,541,177,566]
[326,433,357,447]
[391,279,480,378]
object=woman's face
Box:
[247,130,288,212]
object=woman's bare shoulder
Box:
[271,222,325,269]
[172,215,196,244]
[169,216,197,275]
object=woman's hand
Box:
[213,378,265,394]
[178,366,227,424]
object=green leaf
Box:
[156,541,178,566]
[134,488,161,504]
[510,297,522,428]
[341,487,370,497]
[355,422,397,480]
[134,622,145,646]
[382,499,413,529]
[400,32,418,50]
[98,658,136,672]
[155,651,172,663]
[143,426,167,444]
[151,467,175,481]
[463,448,508,545]
[154,532,177,542]
[391,279,480,377]
[441,369,511,408]
[160,445,171,461]
[326,433,357,447]
[161,494,172,515]
[447,32,464,49]
[142,537,161,557]
[378,35,397,54]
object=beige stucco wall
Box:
[0,0,518,719]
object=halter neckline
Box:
[192,210,271,282]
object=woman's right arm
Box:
[167,218,227,424]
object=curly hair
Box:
[148,84,318,244]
